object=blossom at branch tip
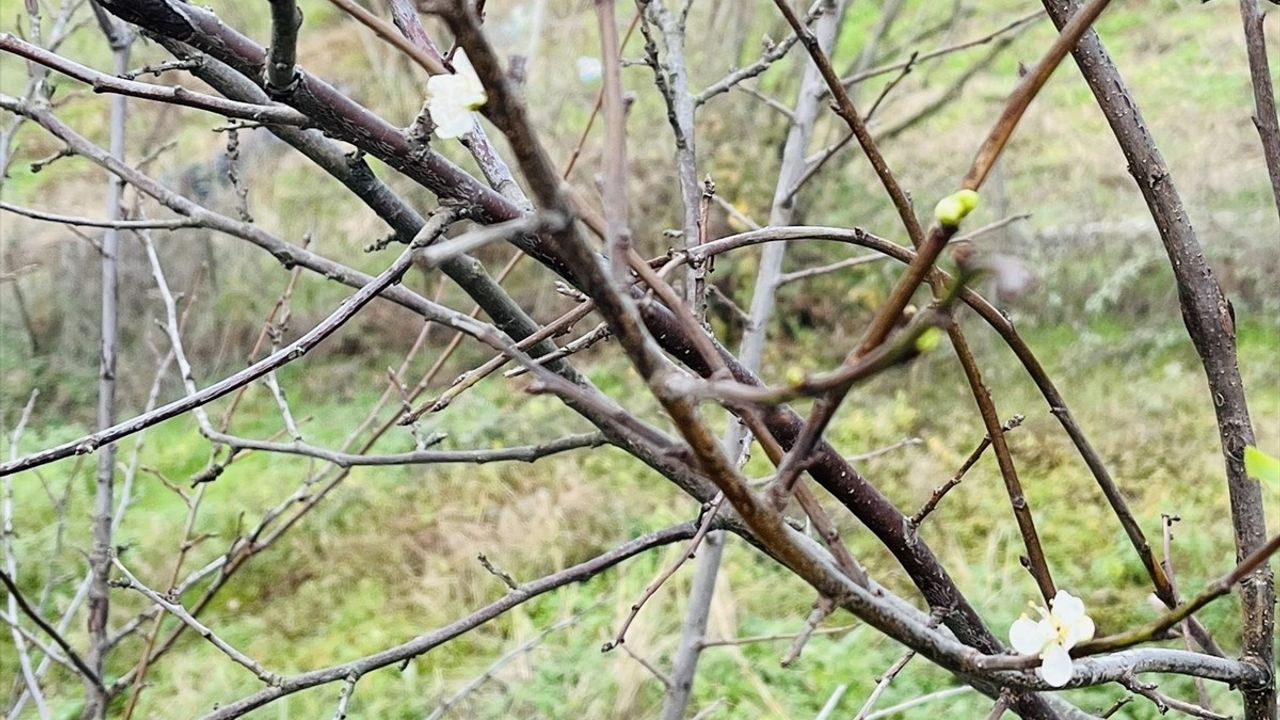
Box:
[934,188,980,227]
[1009,590,1095,687]
[426,50,487,140]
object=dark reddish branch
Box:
[97,0,1038,709]
[264,0,300,96]
[648,305,994,647]
[1039,0,1274,715]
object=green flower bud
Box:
[915,327,943,354]
[934,189,980,228]
[785,366,806,388]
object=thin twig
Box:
[852,649,916,720]
[603,495,726,652]
[911,415,1024,526]
[110,559,279,685]
[0,569,103,690]
[1118,673,1231,720]
[0,33,308,124]
[1237,0,1280,219]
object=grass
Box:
[2,0,1279,717]
[2,313,1276,719]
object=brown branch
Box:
[324,0,446,75]
[685,223,1214,652]
[1237,0,1280,219]
[772,3,1117,604]
[1076,532,1280,658]
[265,0,300,95]
[1038,0,1274,712]
[761,3,1105,591]
[839,10,1045,87]
[770,0,922,248]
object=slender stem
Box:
[0,33,308,124]
[0,569,103,691]
[1236,0,1280,221]
[84,26,130,719]
[597,0,630,284]
[111,560,278,685]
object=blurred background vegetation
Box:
[1,0,1277,717]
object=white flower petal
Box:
[432,102,477,139]
[1064,614,1095,649]
[1038,644,1074,687]
[1051,591,1086,625]
[448,50,487,107]
[1010,615,1052,655]
[451,49,477,79]
[425,51,488,140]
[426,72,463,100]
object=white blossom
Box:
[426,50,487,140]
[1009,590,1095,687]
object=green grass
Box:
[2,313,1276,719]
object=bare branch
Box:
[911,415,1024,526]
[265,0,301,95]
[110,559,278,685]
[0,201,199,229]
[0,211,570,476]
[0,34,309,124]
[1037,0,1274,710]
[0,569,103,691]
[1118,673,1231,720]
[1237,0,1280,219]
[198,522,701,720]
